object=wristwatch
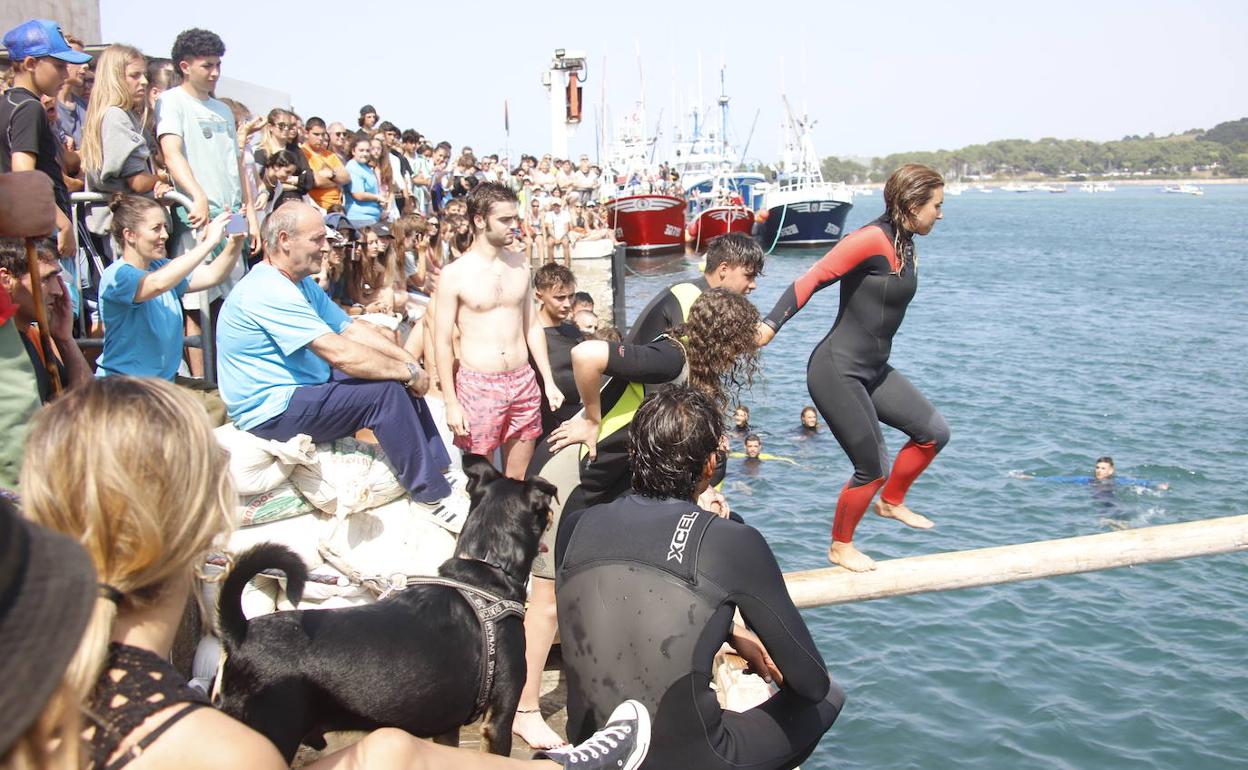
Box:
[404,362,421,387]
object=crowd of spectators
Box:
[0,17,813,770]
[0,15,632,757]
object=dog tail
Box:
[217,543,308,647]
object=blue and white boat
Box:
[754,97,853,249]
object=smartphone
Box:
[225,212,247,235]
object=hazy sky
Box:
[100,0,1247,164]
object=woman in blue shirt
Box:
[344,137,385,227]
[96,194,242,379]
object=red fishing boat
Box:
[686,204,754,247]
[605,194,686,253]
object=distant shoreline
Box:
[851,177,1247,189]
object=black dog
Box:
[217,454,556,760]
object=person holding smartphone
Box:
[95,193,243,382]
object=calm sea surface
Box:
[621,185,1248,769]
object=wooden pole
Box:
[23,238,62,398]
[784,514,1248,609]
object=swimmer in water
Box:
[1019,456,1170,491]
[730,435,798,476]
[732,404,751,439]
[798,406,820,436]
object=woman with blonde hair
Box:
[756,163,950,571]
[13,376,648,770]
[80,44,168,198]
[79,44,171,255]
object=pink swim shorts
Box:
[453,365,542,455]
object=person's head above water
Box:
[884,163,944,241]
[1094,456,1115,480]
[733,404,750,428]
[800,406,818,429]
[628,386,722,502]
[744,434,762,458]
[703,232,764,295]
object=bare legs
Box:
[512,577,566,750]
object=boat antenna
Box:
[740,108,760,168]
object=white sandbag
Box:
[225,511,329,572]
[214,423,316,495]
[288,437,406,516]
[319,497,457,581]
[236,481,318,527]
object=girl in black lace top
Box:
[16,376,648,770]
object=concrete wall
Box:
[0,0,100,44]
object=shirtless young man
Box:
[435,182,563,478]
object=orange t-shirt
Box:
[302,145,345,210]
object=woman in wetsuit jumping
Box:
[757,163,949,571]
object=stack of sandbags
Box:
[207,425,463,619]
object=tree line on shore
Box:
[811,117,1248,183]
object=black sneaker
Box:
[535,700,651,769]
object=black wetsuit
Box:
[528,336,688,513]
[625,276,709,344]
[763,216,949,541]
[555,495,843,770]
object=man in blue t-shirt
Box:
[216,202,451,504]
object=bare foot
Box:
[828,541,876,572]
[512,709,568,750]
[874,499,934,529]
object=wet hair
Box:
[704,232,765,277]
[1096,456,1115,467]
[465,182,519,231]
[745,434,761,444]
[628,386,722,502]
[801,405,817,417]
[171,28,225,67]
[673,288,760,412]
[883,163,944,251]
[735,404,750,416]
[534,263,575,292]
[108,194,164,246]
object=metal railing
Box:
[69,190,218,385]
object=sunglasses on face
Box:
[274,122,294,130]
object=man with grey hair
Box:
[216,202,453,505]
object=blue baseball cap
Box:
[3,20,91,64]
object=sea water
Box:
[622,185,1248,769]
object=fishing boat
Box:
[754,97,853,249]
[675,68,763,248]
[604,193,686,252]
[601,104,687,252]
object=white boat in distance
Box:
[1163,183,1204,196]
[1000,182,1034,193]
[1080,182,1116,193]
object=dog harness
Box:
[402,575,526,723]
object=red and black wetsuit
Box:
[762,216,950,545]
